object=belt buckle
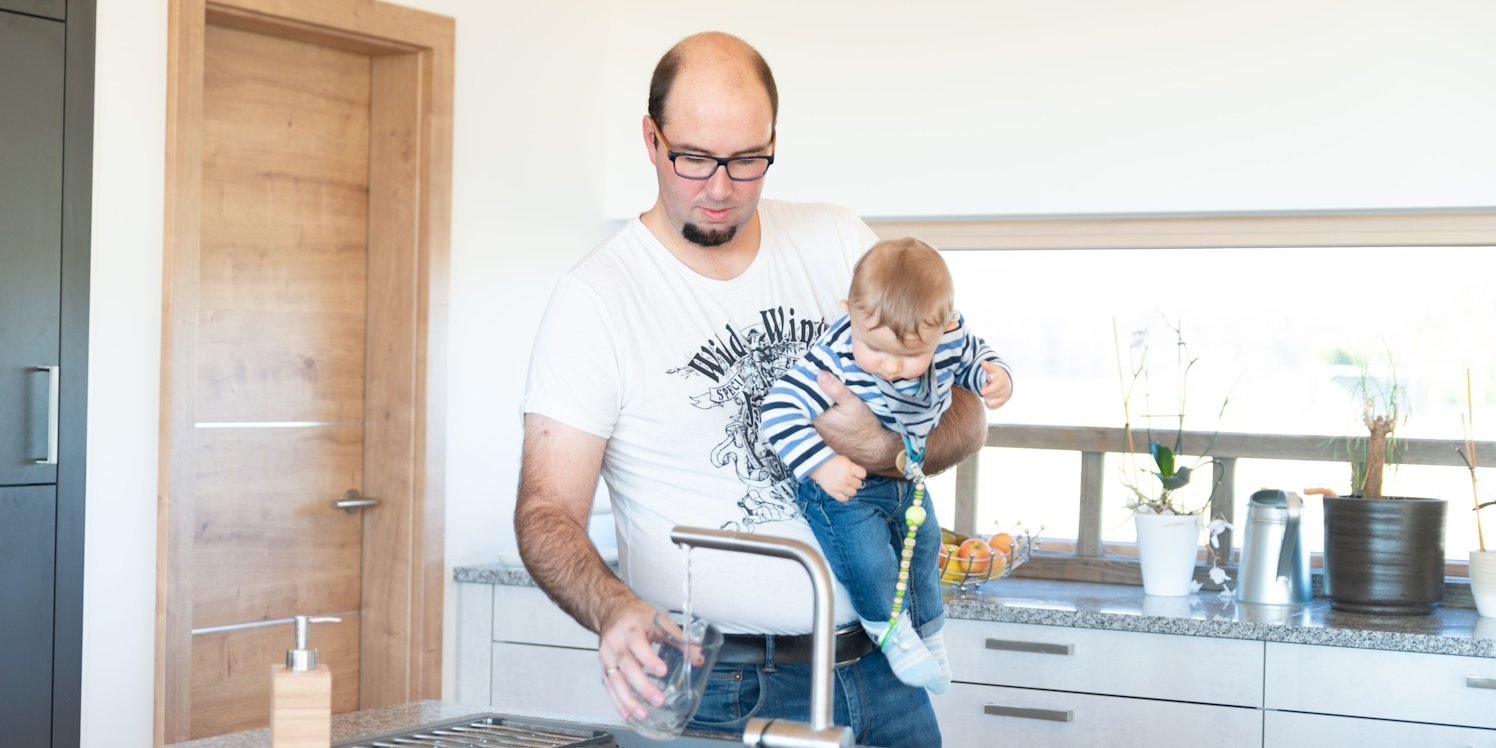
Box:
[833,626,871,666]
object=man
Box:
[514,31,1008,747]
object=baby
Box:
[760,236,1011,692]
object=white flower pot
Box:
[1135,512,1202,597]
[1475,615,1496,641]
[1471,550,1496,619]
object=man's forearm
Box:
[811,371,987,478]
[514,501,636,635]
[921,387,987,476]
[837,424,891,475]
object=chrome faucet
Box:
[669,526,856,748]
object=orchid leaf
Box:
[1159,465,1193,490]
[1150,441,1175,478]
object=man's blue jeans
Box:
[687,651,943,747]
[797,475,946,636]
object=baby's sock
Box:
[863,617,942,691]
[921,628,952,694]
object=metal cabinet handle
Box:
[333,488,380,513]
[984,704,1073,722]
[1468,676,1496,690]
[33,366,59,465]
[986,638,1074,655]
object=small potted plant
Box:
[1458,370,1495,618]
[1317,350,1447,615]
[1115,319,1230,597]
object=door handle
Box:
[1468,675,1496,690]
[333,488,381,513]
[984,704,1074,722]
[34,366,58,465]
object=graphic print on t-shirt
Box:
[667,305,830,532]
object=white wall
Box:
[83,1,167,745]
[603,0,1496,218]
[77,1,1496,745]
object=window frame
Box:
[868,208,1496,589]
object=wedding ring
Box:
[605,666,620,676]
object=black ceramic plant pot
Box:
[1322,496,1447,615]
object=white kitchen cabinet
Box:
[493,584,597,649]
[455,581,495,705]
[458,583,622,727]
[943,618,1264,707]
[458,576,1496,746]
[934,619,1264,747]
[1265,642,1496,730]
[1264,711,1496,747]
[933,681,1262,748]
[490,643,619,725]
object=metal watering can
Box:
[1235,489,1312,605]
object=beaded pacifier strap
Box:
[879,437,927,648]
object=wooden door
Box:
[187,24,370,738]
[159,2,452,743]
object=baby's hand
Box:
[810,455,866,503]
[980,361,1012,410]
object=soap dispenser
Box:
[271,615,340,748]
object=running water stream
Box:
[680,543,693,682]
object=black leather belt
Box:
[717,625,877,666]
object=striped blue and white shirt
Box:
[760,312,1008,481]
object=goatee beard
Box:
[682,222,737,247]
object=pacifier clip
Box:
[879,437,927,649]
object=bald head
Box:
[648,32,778,130]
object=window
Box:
[872,210,1496,575]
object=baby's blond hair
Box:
[847,237,954,344]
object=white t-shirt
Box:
[522,200,878,634]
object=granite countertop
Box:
[167,701,491,748]
[457,562,1496,658]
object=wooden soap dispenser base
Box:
[271,615,341,748]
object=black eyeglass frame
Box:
[651,122,775,182]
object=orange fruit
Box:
[988,532,1014,557]
[989,548,1009,577]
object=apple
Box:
[954,538,994,576]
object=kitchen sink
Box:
[333,715,617,748]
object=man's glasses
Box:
[652,123,774,182]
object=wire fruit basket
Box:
[936,528,1036,596]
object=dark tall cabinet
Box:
[0,1,93,745]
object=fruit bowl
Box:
[936,527,1036,596]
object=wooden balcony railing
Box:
[949,424,1493,586]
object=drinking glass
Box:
[625,610,723,740]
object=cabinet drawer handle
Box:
[34,366,59,465]
[985,638,1073,655]
[1469,676,1496,690]
[984,704,1073,722]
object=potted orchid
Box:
[1115,318,1232,597]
